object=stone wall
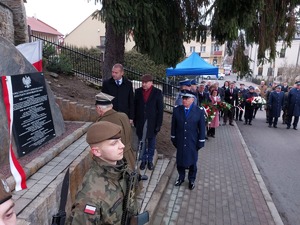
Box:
[0,0,28,45]
[55,97,99,122]
[0,1,14,43]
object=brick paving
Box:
[151,122,280,225]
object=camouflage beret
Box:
[86,121,122,145]
[0,174,12,204]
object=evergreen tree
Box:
[91,0,300,80]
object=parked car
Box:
[202,73,225,80]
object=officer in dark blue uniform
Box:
[286,81,300,130]
[171,90,206,190]
[268,85,284,128]
[174,79,191,106]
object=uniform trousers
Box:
[287,115,299,128]
[177,164,197,182]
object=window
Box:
[213,44,220,51]
[200,46,206,52]
[100,36,105,47]
[279,48,286,58]
[277,67,283,76]
[258,67,263,76]
[190,46,195,52]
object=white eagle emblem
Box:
[22,75,31,88]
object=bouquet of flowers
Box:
[216,101,232,111]
[246,96,266,105]
[201,101,217,124]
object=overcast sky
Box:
[25,0,100,35]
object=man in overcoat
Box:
[134,74,163,171]
[102,63,134,123]
[171,90,206,190]
[223,82,238,126]
[268,85,284,128]
[286,81,300,130]
[95,92,136,170]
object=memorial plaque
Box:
[11,72,56,156]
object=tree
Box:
[91,0,300,80]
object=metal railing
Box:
[30,34,179,110]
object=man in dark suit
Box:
[223,82,238,126]
[171,90,206,190]
[286,81,300,130]
[102,63,134,123]
[197,83,210,105]
[134,74,164,170]
[268,85,284,128]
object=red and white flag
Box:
[16,40,43,72]
[1,76,27,191]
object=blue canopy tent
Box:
[166,52,219,77]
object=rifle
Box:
[52,168,69,225]
[121,120,149,225]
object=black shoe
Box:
[248,122,252,125]
[239,119,243,122]
[175,179,184,186]
[222,123,226,126]
[211,135,215,138]
[293,127,298,130]
[268,125,272,128]
[244,122,247,125]
[229,123,234,126]
[205,136,209,140]
[287,126,290,129]
[273,125,277,128]
[189,181,195,190]
[139,161,146,170]
[147,162,154,170]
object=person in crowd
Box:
[207,89,221,138]
[268,85,284,128]
[286,81,300,130]
[258,81,268,107]
[68,121,138,225]
[197,83,210,105]
[281,82,289,93]
[220,81,230,117]
[215,81,225,101]
[134,74,163,170]
[243,86,258,125]
[265,81,278,123]
[223,82,237,126]
[95,92,136,170]
[204,80,212,93]
[0,174,16,225]
[282,86,293,124]
[236,83,247,121]
[174,79,191,106]
[171,90,206,190]
[253,87,261,119]
[102,63,134,124]
[190,79,198,105]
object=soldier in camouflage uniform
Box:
[68,121,137,225]
[0,173,16,225]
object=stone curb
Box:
[235,122,284,225]
[145,155,176,225]
[7,122,92,191]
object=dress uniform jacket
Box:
[97,109,136,170]
[268,91,284,117]
[102,77,134,120]
[287,88,300,116]
[134,86,164,139]
[171,104,206,167]
[68,157,136,225]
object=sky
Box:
[25,0,100,35]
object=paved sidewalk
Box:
[149,122,283,225]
